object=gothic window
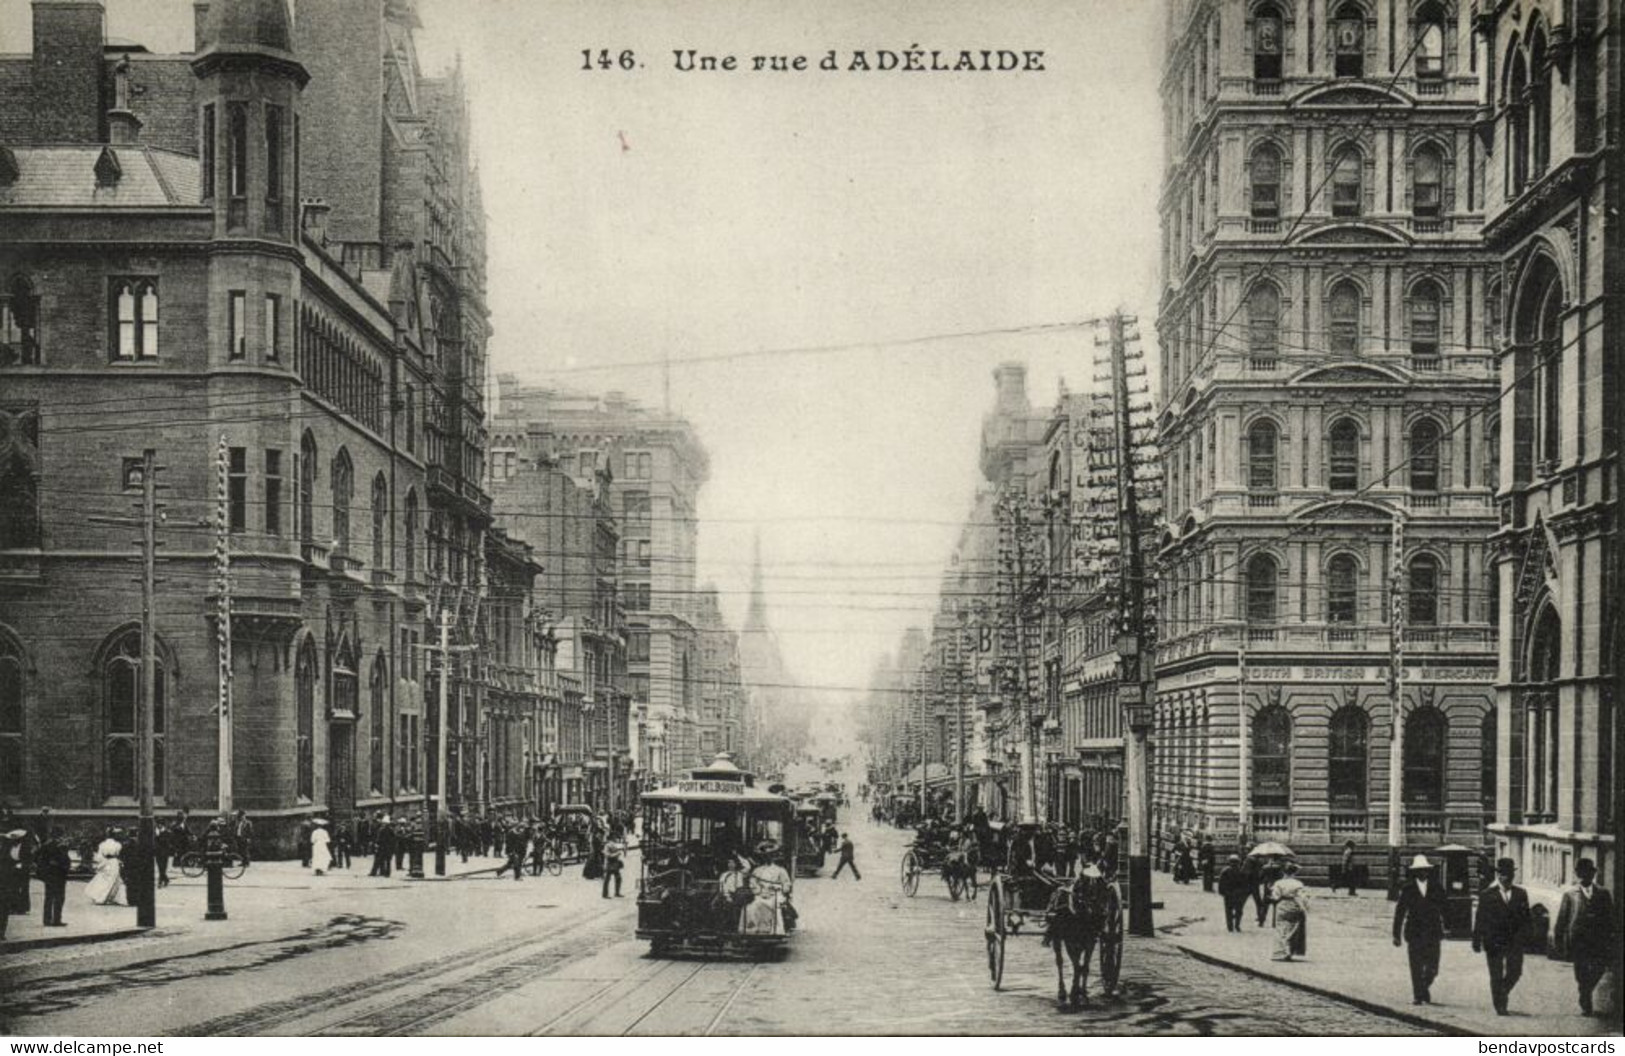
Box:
[1248,420,1278,491]
[1254,4,1284,80]
[1334,3,1365,77]
[1507,47,1530,193]
[1328,417,1360,491]
[1415,4,1446,78]
[299,431,317,547]
[1480,708,1498,815]
[1402,706,1446,810]
[111,279,159,360]
[1527,605,1561,819]
[1246,553,1279,623]
[1413,146,1444,218]
[1514,256,1564,475]
[264,103,284,233]
[1328,706,1369,808]
[1530,29,1551,176]
[1329,280,1361,354]
[0,276,40,366]
[331,448,353,555]
[295,637,315,800]
[1408,554,1440,624]
[1410,281,1442,363]
[371,472,389,571]
[103,630,165,800]
[0,405,40,551]
[1251,144,1282,218]
[1252,705,1292,808]
[1327,553,1358,623]
[226,102,248,198]
[1410,419,1442,492]
[1331,147,1363,216]
[200,103,216,200]
[404,488,419,581]
[0,637,22,798]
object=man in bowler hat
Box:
[1392,854,1446,1004]
[1553,858,1617,1017]
[1471,857,1531,1015]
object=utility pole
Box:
[1107,313,1157,938]
[1236,644,1248,845]
[955,606,967,819]
[216,436,233,816]
[1387,514,1406,891]
[418,607,475,877]
[916,668,927,819]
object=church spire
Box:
[745,529,768,632]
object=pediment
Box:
[1291,362,1408,385]
[1290,498,1401,521]
[1291,83,1411,109]
[1290,221,1409,246]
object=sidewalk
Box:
[1152,873,1617,1036]
[1,852,511,952]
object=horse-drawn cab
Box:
[983,835,1123,1007]
[636,754,799,958]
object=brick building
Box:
[0,0,493,852]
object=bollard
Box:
[203,832,228,921]
[409,831,425,879]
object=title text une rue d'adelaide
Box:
[582,48,1046,74]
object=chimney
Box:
[993,361,1029,411]
[31,0,105,144]
[193,2,211,51]
[300,198,332,245]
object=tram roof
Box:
[642,780,791,806]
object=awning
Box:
[904,762,949,785]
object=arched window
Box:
[1247,420,1278,492]
[1254,4,1284,80]
[299,431,317,547]
[0,636,22,798]
[1246,552,1279,623]
[296,636,315,800]
[1530,28,1551,175]
[1512,257,1563,477]
[1409,281,1442,365]
[1415,4,1446,78]
[1328,706,1369,808]
[1252,706,1292,808]
[1507,47,1529,193]
[1403,706,1446,810]
[1413,146,1445,219]
[1328,417,1361,491]
[1408,554,1440,624]
[103,630,165,800]
[1481,708,1498,817]
[371,472,389,571]
[1334,3,1365,77]
[370,653,386,795]
[1247,284,1281,367]
[1329,280,1361,355]
[1410,419,1442,492]
[1327,553,1359,624]
[1,275,41,366]
[404,488,419,582]
[1251,144,1282,218]
[0,405,40,551]
[1527,605,1560,819]
[1331,147,1363,216]
[110,279,160,360]
[331,448,354,555]
[226,102,248,198]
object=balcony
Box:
[1246,626,1277,643]
[1329,811,1368,836]
[1247,492,1278,509]
[1251,79,1283,96]
[1253,810,1290,835]
[1247,218,1282,234]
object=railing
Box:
[1248,492,1278,508]
[1253,811,1290,834]
[1246,626,1277,643]
[1411,355,1442,372]
[1415,79,1446,96]
[1252,79,1283,95]
[1410,493,1441,508]
[1329,811,1368,836]
[1249,356,1279,372]
[1327,626,1356,643]
[1405,811,1444,840]
[1248,218,1282,234]
[1413,218,1446,234]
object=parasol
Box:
[1247,841,1296,858]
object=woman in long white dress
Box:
[310,820,332,876]
[1270,859,1309,961]
[742,841,793,936]
[86,830,126,906]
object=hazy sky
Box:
[2,0,1165,737]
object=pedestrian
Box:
[1217,854,1249,932]
[370,815,395,877]
[394,816,409,872]
[297,816,315,869]
[601,832,625,898]
[1254,857,1282,927]
[1471,857,1531,1015]
[832,833,861,880]
[1553,858,1616,1017]
[310,819,332,876]
[37,826,70,928]
[0,829,26,940]
[1174,834,1195,885]
[232,809,254,866]
[1269,860,1308,961]
[497,822,527,881]
[1392,854,1445,1005]
[333,823,352,870]
[1199,835,1216,893]
[1340,839,1358,896]
[86,828,126,906]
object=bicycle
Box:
[177,849,249,880]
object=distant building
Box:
[691,586,746,763]
[738,534,809,771]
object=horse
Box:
[1041,871,1119,1009]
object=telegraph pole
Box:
[216,436,233,816]
[137,449,160,928]
[1236,644,1249,845]
[418,607,474,877]
[1107,313,1156,938]
[1386,514,1407,894]
[955,606,967,819]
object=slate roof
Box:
[0,145,202,208]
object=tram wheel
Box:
[985,882,1007,989]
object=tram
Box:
[795,801,826,877]
[635,754,800,957]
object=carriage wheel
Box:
[901,850,920,897]
[946,870,965,902]
[985,881,1007,989]
[544,853,563,877]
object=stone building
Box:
[1153,0,1501,864]
[490,379,708,782]
[0,0,490,851]
[691,586,746,764]
[1476,0,1619,910]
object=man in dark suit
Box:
[1392,854,1446,1004]
[1472,857,1531,1015]
[37,827,71,927]
[1553,858,1617,1017]
[1217,854,1250,932]
[370,815,395,878]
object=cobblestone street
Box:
[2,818,1431,1036]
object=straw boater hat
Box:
[1410,854,1431,870]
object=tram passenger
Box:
[742,841,793,936]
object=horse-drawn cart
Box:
[900,834,978,901]
[983,865,1122,1007]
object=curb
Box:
[1,926,152,953]
[1167,940,1479,1036]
